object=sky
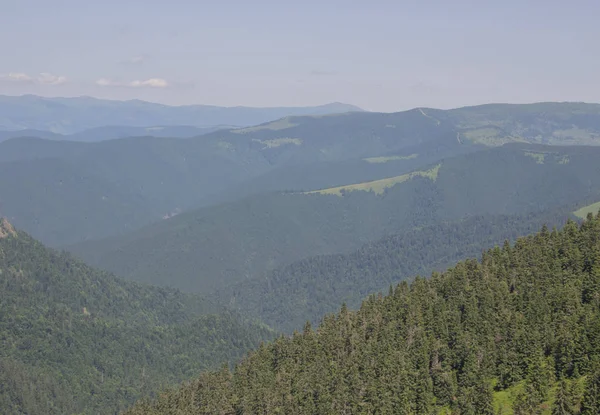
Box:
[1,0,599,112]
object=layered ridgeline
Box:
[126,215,600,415]
[0,125,233,143]
[0,219,273,415]
[0,105,464,246]
[2,102,600,247]
[0,136,259,246]
[71,143,600,293]
[217,209,573,333]
[0,94,362,134]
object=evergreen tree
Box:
[581,369,600,415]
[124,217,600,415]
[552,380,574,415]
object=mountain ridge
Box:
[125,215,600,415]
[0,94,363,134]
[3,101,600,248]
[0,221,275,414]
[69,143,600,293]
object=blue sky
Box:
[1,0,599,111]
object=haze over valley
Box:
[3,1,600,414]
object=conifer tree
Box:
[552,380,574,415]
[581,369,600,415]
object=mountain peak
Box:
[0,218,16,238]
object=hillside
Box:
[125,215,600,415]
[0,125,231,143]
[217,209,574,333]
[444,102,600,146]
[0,95,362,134]
[70,143,600,293]
[0,219,274,415]
[3,102,600,247]
[0,135,267,246]
[199,102,600,167]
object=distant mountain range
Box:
[1,102,600,248]
[0,125,234,142]
[3,100,600,415]
[70,143,600,294]
[0,94,363,135]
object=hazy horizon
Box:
[2,1,599,112]
[2,93,599,113]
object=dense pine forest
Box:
[218,209,573,333]
[0,219,274,414]
[127,213,600,414]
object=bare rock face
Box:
[0,218,16,239]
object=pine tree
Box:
[474,379,495,415]
[552,380,574,415]
[581,369,600,415]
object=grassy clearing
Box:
[251,138,303,148]
[305,164,440,196]
[524,151,546,164]
[574,201,600,219]
[493,380,525,415]
[231,117,297,133]
[363,154,418,164]
[461,127,526,146]
[491,377,586,414]
[522,150,572,165]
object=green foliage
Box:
[73,143,600,294]
[363,153,419,163]
[574,201,600,219]
[553,380,576,415]
[304,164,440,196]
[218,210,572,333]
[3,101,600,249]
[125,215,600,414]
[581,368,600,414]
[0,136,261,246]
[0,125,229,143]
[446,102,600,146]
[0,224,274,414]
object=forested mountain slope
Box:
[217,209,574,333]
[0,125,230,143]
[2,102,600,247]
[71,144,600,293]
[0,114,459,247]
[126,214,600,415]
[0,219,274,415]
[443,102,600,146]
[0,135,261,246]
[199,102,600,163]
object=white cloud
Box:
[0,72,67,85]
[130,78,169,88]
[95,78,115,87]
[96,77,170,88]
[0,72,33,83]
[37,73,67,85]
